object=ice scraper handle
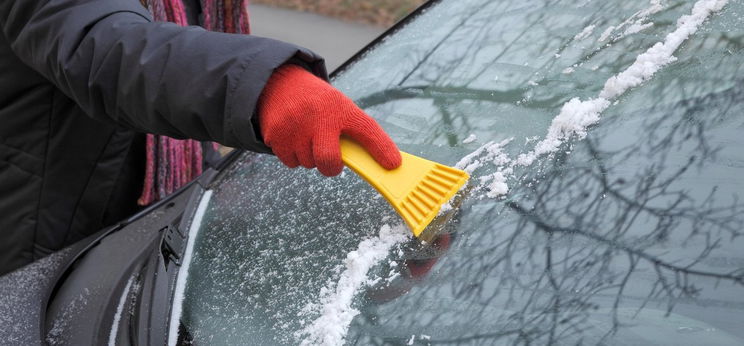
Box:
[340,138,469,237]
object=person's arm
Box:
[0,0,326,153]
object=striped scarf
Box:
[137,0,251,206]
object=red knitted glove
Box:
[257,64,402,176]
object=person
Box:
[0,0,402,275]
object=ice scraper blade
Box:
[340,138,469,237]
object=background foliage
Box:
[252,0,426,26]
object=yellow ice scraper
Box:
[340,138,469,237]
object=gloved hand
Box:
[257,64,402,176]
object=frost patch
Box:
[485,171,510,198]
[296,224,409,346]
[47,289,91,345]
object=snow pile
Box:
[455,139,513,197]
[624,22,654,35]
[458,0,728,198]
[516,97,610,166]
[574,24,596,40]
[296,224,409,346]
[624,0,665,36]
[602,0,728,99]
[599,0,665,41]
[462,133,477,144]
[456,138,513,174]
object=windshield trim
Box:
[166,189,213,346]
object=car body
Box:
[2,0,744,345]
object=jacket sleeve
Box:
[0,0,328,153]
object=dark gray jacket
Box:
[0,0,327,275]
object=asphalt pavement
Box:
[248,4,385,72]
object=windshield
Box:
[174,0,744,344]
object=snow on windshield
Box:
[456,0,730,200]
[172,0,733,345]
[295,224,408,345]
[302,0,730,344]
[268,1,730,344]
[598,0,665,41]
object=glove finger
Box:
[297,140,316,169]
[313,131,343,177]
[273,148,300,168]
[343,114,402,170]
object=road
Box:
[248,4,385,72]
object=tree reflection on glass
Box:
[348,80,744,345]
[180,0,744,344]
[333,0,744,344]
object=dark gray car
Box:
[2,0,744,345]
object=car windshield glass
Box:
[175,0,744,344]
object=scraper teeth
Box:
[421,180,446,195]
[399,165,469,233]
[400,202,421,224]
[341,137,469,237]
[411,189,434,209]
